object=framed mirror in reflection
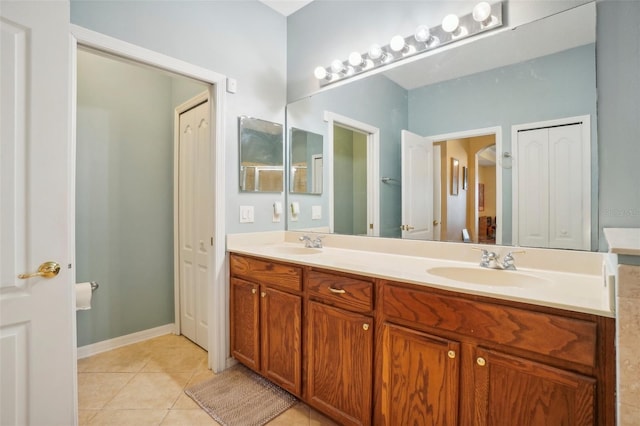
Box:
[239,116,284,192]
[290,128,323,194]
[286,2,598,250]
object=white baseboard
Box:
[77,323,176,359]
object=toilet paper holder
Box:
[90,281,99,292]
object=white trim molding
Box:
[323,111,380,237]
[77,324,175,359]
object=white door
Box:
[517,128,550,248]
[178,100,210,350]
[548,124,585,250]
[1,2,76,425]
[516,122,587,250]
[433,144,442,241]
[401,130,434,240]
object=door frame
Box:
[424,126,503,244]
[70,25,228,372]
[323,111,380,236]
[511,115,591,248]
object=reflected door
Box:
[401,130,435,240]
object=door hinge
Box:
[369,223,373,230]
[211,237,214,246]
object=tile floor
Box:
[77,334,338,425]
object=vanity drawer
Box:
[307,269,374,312]
[382,283,597,367]
[230,254,302,292]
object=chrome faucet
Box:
[475,248,525,270]
[299,235,324,248]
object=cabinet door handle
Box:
[447,350,456,359]
[261,291,266,298]
[328,287,346,294]
[476,357,486,366]
[251,288,257,295]
[362,323,370,331]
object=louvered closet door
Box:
[179,100,210,350]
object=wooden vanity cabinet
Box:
[378,280,614,426]
[229,254,303,396]
[306,269,375,426]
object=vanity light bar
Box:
[314,1,503,87]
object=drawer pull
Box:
[328,287,346,294]
[477,357,486,367]
[251,288,257,295]
[447,350,456,359]
[261,291,266,298]
[362,323,370,331]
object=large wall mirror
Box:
[239,116,284,192]
[286,2,598,251]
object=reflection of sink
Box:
[427,266,551,287]
[272,245,322,255]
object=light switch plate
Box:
[239,205,254,223]
[312,205,322,220]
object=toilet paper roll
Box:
[75,282,93,311]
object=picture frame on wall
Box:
[462,166,468,190]
[451,158,459,195]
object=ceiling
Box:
[259,0,313,16]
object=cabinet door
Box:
[307,301,373,426]
[230,278,260,370]
[380,324,460,426]
[473,347,596,426]
[261,286,302,395]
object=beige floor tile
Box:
[88,409,168,425]
[78,345,150,373]
[186,368,215,387]
[141,343,207,373]
[77,373,135,410]
[105,372,191,409]
[161,409,220,425]
[171,392,200,410]
[267,402,310,425]
[78,409,100,425]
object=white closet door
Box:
[178,100,210,350]
[517,128,550,248]
[548,124,584,249]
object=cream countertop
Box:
[604,228,640,256]
[227,231,614,318]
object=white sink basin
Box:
[272,245,322,255]
[427,266,551,288]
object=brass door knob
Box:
[17,262,60,279]
[433,220,440,226]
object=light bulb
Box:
[389,35,406,52]
[314,66,327,80]
[414,25,431,43]
[442,14,460,33]
[473,2,492,25]
[348,51,364,67]
[331,59,344,73]
[368,44,383,60]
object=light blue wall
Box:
[596,1,640,250]
[286,74,408,236]
[76,51,203,346]
[71,0,288,235]
[408,44,597,247]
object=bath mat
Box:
[184,364,298,426]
